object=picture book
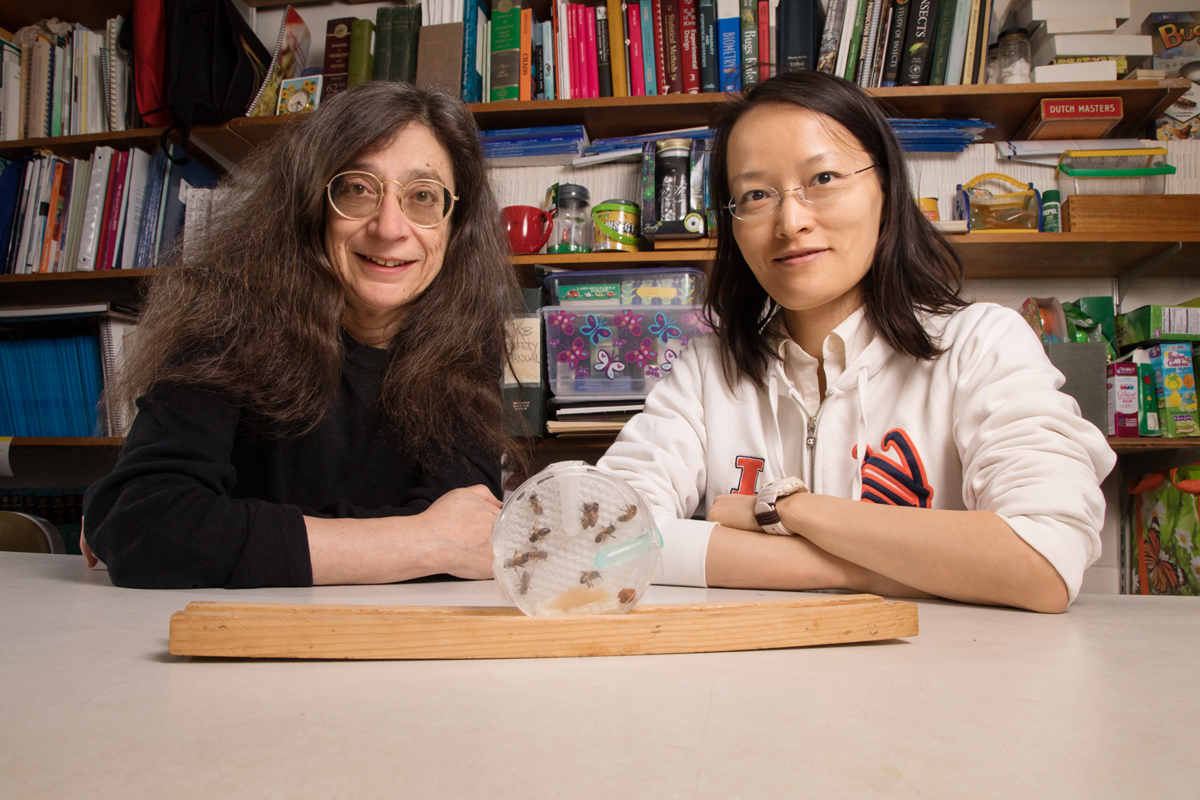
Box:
[247,6,311,117]
[1146,12,1200,140]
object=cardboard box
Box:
[1147,342,1200,437]
[1061,195,1200,233]
[1106,362,1139,437]
[1116,305,1200,348]
[1014,96,1123,140]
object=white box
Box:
[1033,60,1119,83]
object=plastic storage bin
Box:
[1055,148,1175,198]
[542,267,706,306]
[542,304,712,398]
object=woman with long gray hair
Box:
[82,81,521,589]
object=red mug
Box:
[502,205,553,254]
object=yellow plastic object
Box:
[953,173,1042,232]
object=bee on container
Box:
[524,548,548,564]
[579,570,601,588]
[529,524,551,543]
[580,501,600,529]
[617,504,639,522]
[528,493,544,516]
[618,588,637,606]
[503,550,532,569]
[516,571,533,596]
[594,523,617,544]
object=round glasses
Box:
[326,171,458,228]
[726,164,878,221]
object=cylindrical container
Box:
[918,197,939,221]
[591,199,642,252]
[655,139,691,222]
[998,30,1031,84]
[1041,189,1061,232]
[547,183,593,254]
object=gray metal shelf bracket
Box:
[1117,242,1182,307]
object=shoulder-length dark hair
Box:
[118,81,520,468]
[707,70,966,390]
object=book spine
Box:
[584,1,600,96]
[817,0,846,74]
[960,0,980,87]
[927,0,957,85]
[119,150,150,271]
[968,0,990,84]
[740,0,758,88]
[373,6,393,81]
[698,0,717,90]
[595,3,614,96]
[92,153,119,273]
[348,19,375,89]
[942,0,971,85]
[490,3,523,101]
[641,0,659,94]
[542,20,556,99]
[521,6,534,100]
[841,0,867,82]
[391,6,412,83]
[322,18,353,102]
[37,159,64,273]
[628,3,647,94]
[716,0,741,91]
[606,0,629,96]
[899,0,938,85]
[653,0,669,94]
[856,0,881,87]
[757,0,770,81]
[100,150,129,271]
[75,147,112,271]
[680,0,700,92]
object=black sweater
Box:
[83,337,501,589]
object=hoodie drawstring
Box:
[854,369,869,502]
[766,374,787,480]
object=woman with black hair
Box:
[599,71,1114,612]
[83,81,521,589]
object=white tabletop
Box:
[2,552,1197,799]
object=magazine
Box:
[246,6,311,117]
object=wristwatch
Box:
[754,476,808,536]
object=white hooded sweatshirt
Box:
[597,302,1116,603]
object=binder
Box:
[75,146,114,271]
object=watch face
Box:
[286,90,310,113]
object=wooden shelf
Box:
[948,232,1200,280]
[0,128,224,175]
[4,438,125,447]
[0,269,157,307]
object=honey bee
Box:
[528,493,544,516]
[580,501,600,529]
[516,571,533,595]
[525,548,548,564]
[594,523,617,544]
[503,550,532,569]
[579,570,601,588]
[617,504,639,522]
[529,524,551,543]
[618,588,637,605]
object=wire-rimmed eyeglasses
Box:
[725,164,878,221]
[326,171,458,227]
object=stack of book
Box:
[889,118,995,152]
[482,125,590,166]
[0,304,136,438]
[1020,0,1152,83]
[577,126,712,165]
[0,16,137,141]
[0,144,216,276]
[547,400,645,436]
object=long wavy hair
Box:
[707,70,966,390]
[117,81,520,469]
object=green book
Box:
[372,6,393,81]
[739,0,758,89]
[928,0,957,85]
[489,0,522,101]
[391,5,419,83]
[348,18,376,88]
[842,0,868,82]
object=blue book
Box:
[134,148,170,270]
[484,141,585,157]
[639,0,657,95]
[158,157,217,260]
[482,125,588,140]
[77,334,103,436]
[0,158,26,273]
[461,0,490,102]
[585,127,713,154]
[541,21,555,100]
[716,0,742,92]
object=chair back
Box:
[0,511,65,554]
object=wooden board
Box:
[169,594,918,660]
[1062,195,1200,233]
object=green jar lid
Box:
[1042,190,1060,202]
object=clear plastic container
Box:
[542,303,712,397]
[1055,148,1175,198]
[542,267,707,306]
[492,461,660,616]
[998,30,1031,84]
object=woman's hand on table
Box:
[417,485,503,579]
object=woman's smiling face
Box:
[325,123,455,345]
[726,103,884,322]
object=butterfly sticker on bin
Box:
[541,270,713,398]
